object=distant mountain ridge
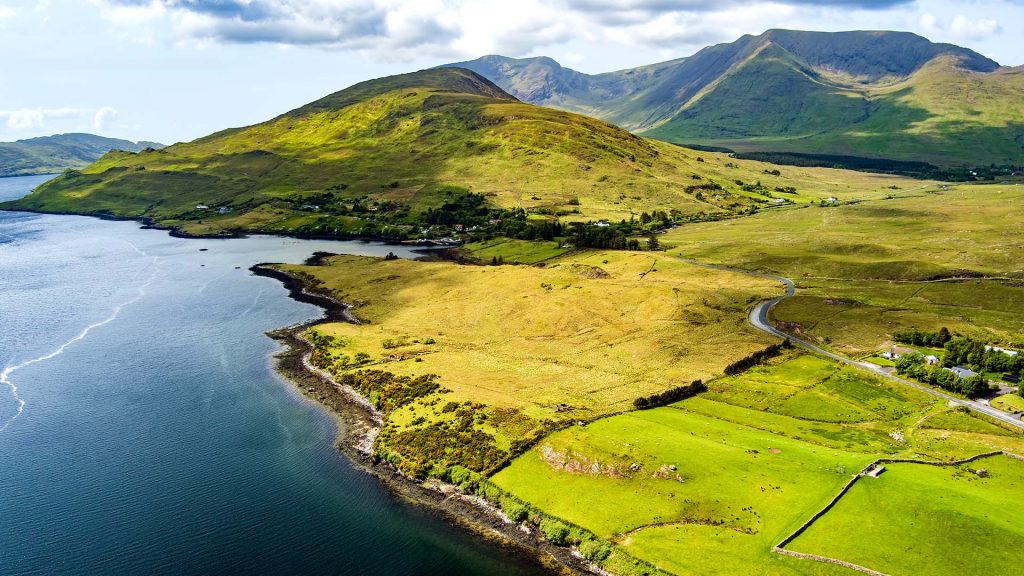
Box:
[445,30,1023,167]
[0,133,164,177]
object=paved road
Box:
[745,274,1024,431]
[671,255,1023,430]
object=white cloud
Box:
[948,15,1000,40]
[0,5,16,19]
[91,0,165,26]
[0,107,82,130]
[920,12,1000,41]
[0,107,121,137]
[87,0,1012,65]
[93,106,118,131]
[4,109,44,130]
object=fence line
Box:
[773,451,1023,575]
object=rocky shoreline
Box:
[256,263,596,576]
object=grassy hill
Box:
[2,67,924,238]
[452,30,1024,167]
[0,133,163,177]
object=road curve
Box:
[672,255,1024,430]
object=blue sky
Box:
[1,0,1020,144]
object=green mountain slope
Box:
[451,30,1022,167]
[0,133,163,177]
[441,55,685,128]
[3,67,923,238]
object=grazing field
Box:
[286,251,778,416]
[789,456,1024,576]
[991,393,1024,414]
[278,250,780,476]
[460,238,570,264]
[664,184,1024,352]
[492,405,873,576]
[769,279,1024,356]
[491,353,1024,574]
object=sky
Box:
[1,0,1021,144]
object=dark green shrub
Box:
[540,519,570,545]
[579,539,612,563]
[500,497,529,523]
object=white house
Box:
[924,355,940,365]
[985,346,1019,357]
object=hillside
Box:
[451,30,1023,167]
[0,133,163,177]
[441,55,685,126]
[2,67,923,239]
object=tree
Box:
[647,235,660,251]
[957,374,988,398]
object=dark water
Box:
[0,175,541,575]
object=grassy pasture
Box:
[789,456,1024,576]
[769,279,1024,355]
[286,250,779,419]
[461,238,570,264]
[278,249,782,477]
[492,352,1023,574]
[491,405,873,576]
[664,184,1024,353]
[991,394,1024,414]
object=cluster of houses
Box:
[880,346,980,378]
[195,204,232,215]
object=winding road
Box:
[745,272,1024,430]
[670,255,1023,430]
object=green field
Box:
[492,353,1024,574]
[460,238,570,264]
[664,184,1024,354]
[789,456,1024,576]
[280,249,780,477]
[492,405,872,576]
[991,394,1024,414]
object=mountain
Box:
[441,55,685,126]
[0,68,724,235]
[4,67,918,238]
[0,133,164,177]
[449,30,1023,167]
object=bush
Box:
[540,519,570,546]
[477,481,503,504]
[500,496,530,523]
[634,380,705,409]
[579,539,612,563]
[723,340,790,375]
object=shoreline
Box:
[253,263,596,576]
[0,206,461,247]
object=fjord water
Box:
[0,175,539,575]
